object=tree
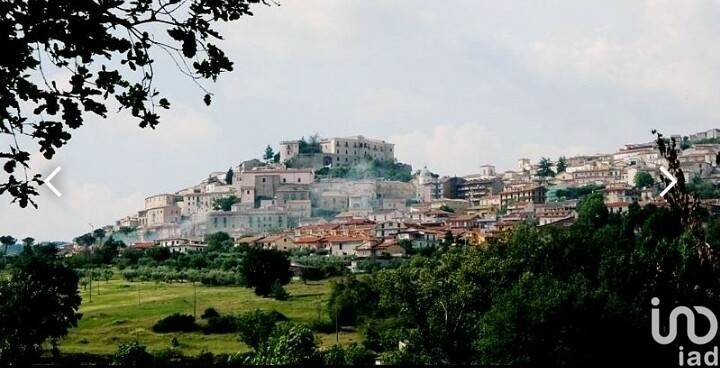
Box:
[113,342,153,367]
[263,145,275,164]
[236,309,288,349]
[211,195,239,211]
[249,322,320,365]
[205,231,233,252]
[239,247,291,296]
[273,152,280,163]
[327,276,378,326]
[536,157,555,177]
[323,343,375,366]
[1,0,269,208]
[21,237,35,248]
[0,245,81,365]
[0,236,16,256]
[225,168,234,185]
[633,171,655,189]
[74,233,96,247]
[556,156,567,173]
[145,246,171,262]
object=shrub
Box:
[270,280,289,301]
[236,310,288,349]
[309,318,335,333]
[322,343,375,366]
[152,313,197,333]
[328,275,378,326]
[249,322,320,365]
[203,315,239,334]
[113,342,153,367]
[200,307,220,320]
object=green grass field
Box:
[60,275,360,356]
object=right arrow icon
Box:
[659,166,677,197]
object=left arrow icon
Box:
[44,166,62,197]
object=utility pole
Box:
[88,269,92,303]
[193,281,197,318]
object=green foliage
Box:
[200,308,220,320]
[74,233,96,247]
[270,280,290,301]
[575,192,609,229]
[687,176,720,199]
[298,134,322,154]
[536,157,555,177]
[322,343,375,366]
[211,195,239,211]
[1,0,266,207]
[152,313,198,333]
[239,247,291,296]
[0,235,16,256]
[113,342,153,367]
[438,204,455,213]
[203,315,239,334]
[328,275,378,326]
[205,232,233,252]
[236,310,288,349]
[634,171,655,188]
[556,156,567,173]
[553,184,602,201]
[225,168,234,185]
[145,247,171,262]
[315,159,413,182]
[248,322,320,365]
[362,192,719,365]
[0,245,81,364]
[263,145,275,163]
[291,254,347,279]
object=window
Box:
[282,178,286,183]
[297,178,301,183]
[262,178,266,183]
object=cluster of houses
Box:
[101,129,720,260]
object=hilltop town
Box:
[79,129,720,259]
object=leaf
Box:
[203,94,212,106]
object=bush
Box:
[201,307,220,320]
[236,310,288,349]
[270,280,289,301]
[309,318,335,333]
[113,342,153,367]
[152,313,197,333]
[249,322,321,365]
[203,315,239,334]
[323,343,375,366]
[328,275,378,326]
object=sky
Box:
[3,0,720,241]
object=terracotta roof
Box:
[236,236,265,243]
[294,236,323,244]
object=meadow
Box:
[59,275,361,356]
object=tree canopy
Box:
[536,157,555,177]
[0,244,82,364]
[1,0,268,207]
[634,170,655,188]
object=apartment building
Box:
[499,185,547,209]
